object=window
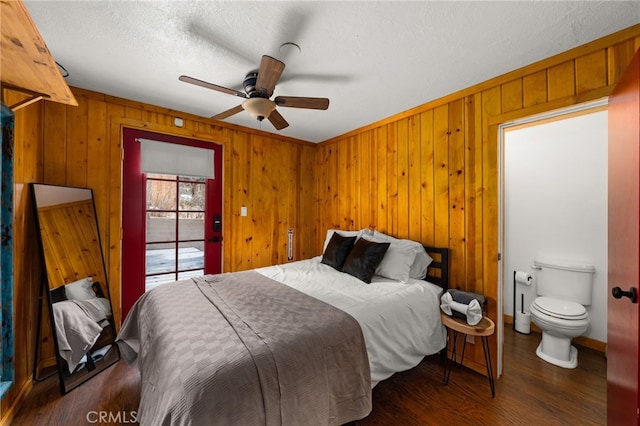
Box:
[145,174,206,290]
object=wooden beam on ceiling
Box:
[1,0,77,107]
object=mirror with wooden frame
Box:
[31,183,119,394]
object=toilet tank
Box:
[533,258,596,305]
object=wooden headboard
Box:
[423,246,449,291]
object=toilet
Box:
[528,258,595,369]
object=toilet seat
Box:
[532,297,587,320]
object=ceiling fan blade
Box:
[212,104,244,120]
[268,109,289,130]
[255,55,285,98]
[274,96,329,110]
[179,75,247,98]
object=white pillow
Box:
[411,250,433,279]
[368,234,415,282]
[64,277,97,301]
[85,297,112,317]
[322,229,372,253]
[372,231,433,279]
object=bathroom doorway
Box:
[498,100,609,374]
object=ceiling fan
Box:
[179,55,330,130]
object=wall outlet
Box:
[240,206,247,217]
[466,334,475,344]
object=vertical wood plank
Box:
[249,135,266,267]
[575,50,607,93]
[523,70,548,107]
[396,118,409,238]
[408,114,421,242]
[500,79,523,113]
[43,101,67,184]
[359,132,372,230]
[337,139,349,229]
[547,61,576,100]
[348,135,359,229]
[326,143,339,232]
[240,131,253,270]
[65,96,89,187]
[467,93,484,288]
[107,102,125,326]
[419,109,435,246]
[316,143,329,250]
[481,86,501,303]
[124,106,142,121]
[448,99,465,287]
[386,122,398,236]
[376,126,388,233]
[298,144,316,258]
[86,98,109,242]
[607,40,638,85]
[433,105,449,249]
[365,131,377,230]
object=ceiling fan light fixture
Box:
[242,97,276,121]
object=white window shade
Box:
[139,138,214,178]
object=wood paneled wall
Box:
[2,87,317,421]
[37,199,105,290]
[3,22,640,423]
[316,25,640,375]
[4,90,46,423]
[42,87,318,327]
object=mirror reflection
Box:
[31,183,119,394]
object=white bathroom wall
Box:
[504,109,608,343]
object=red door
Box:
[121,128,223,320]
[608,47,640,425]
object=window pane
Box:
[178,241,204,271]
[179,181,205,211]
[147,173,176,180]
[147,179,176,210]
[146,273,176,292]
[146,243,176,274]
[178,212,204,241]
[179,176,206,183]
[146,212,176,242]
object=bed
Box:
[50,277,113,373]
[117,229,449,425]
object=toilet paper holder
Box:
[513,270,533,332]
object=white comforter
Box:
[256,256,447,385]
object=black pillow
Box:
[50,286,67,304]
[321,233,357,271]
[342,238,390,283]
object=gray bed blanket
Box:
[53,299,107,373]
[117,270,372,426]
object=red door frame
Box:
[121,128,223,320]
[607,48,640,424]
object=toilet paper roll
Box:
[515,271,532,285]
[515,312,531,334]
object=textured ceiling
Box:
[24,1,640,142]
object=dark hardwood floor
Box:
[358,328,606,426]
[11,327,606,425]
